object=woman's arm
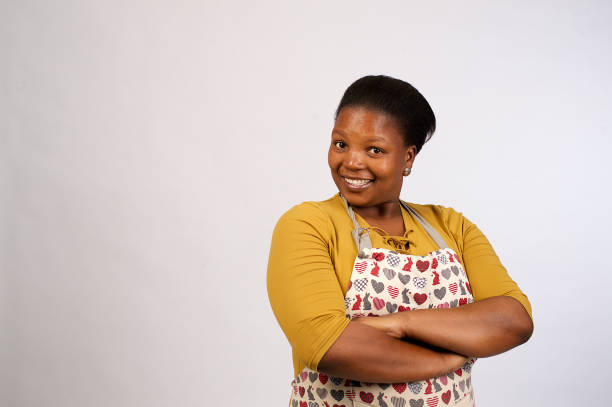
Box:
[354,295,533,358]
[268,203,467,383]
[318,320,468,383]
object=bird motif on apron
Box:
[290,197,477,407]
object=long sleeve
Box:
[266,202,350,371]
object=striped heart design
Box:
[355,261,367,273]
[359,392,374,403]
[391,397,406,407]
[383,268,396,280]
[449,283,458,295]
[373,297,385,310]
[426,396,439,407]
[392,383,407,394]
[388,286,399,298]
[346,389,355,400]
[414,293,428,305]
[416,260,429,272]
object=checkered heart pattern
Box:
[290,247,476,407]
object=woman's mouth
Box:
[342,177,374,190]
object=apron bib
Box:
[290,198,476,407]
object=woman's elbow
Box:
[504,297,534,345]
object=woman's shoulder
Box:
[274,194,348,235]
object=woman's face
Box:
[328,106,416,209]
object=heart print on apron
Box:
[290,197,477,407]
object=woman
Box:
[267,75,533,407]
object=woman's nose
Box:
[344,150,366,169]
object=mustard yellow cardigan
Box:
[267,193,532,378]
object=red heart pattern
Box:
[392,383,406,394]
[388,286,399,298]
[359,391,374,403]
[416,260,429,272]
[290,247,475,407]
[414,293,428,305]
[354,261,367,273]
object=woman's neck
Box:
[352,199,406,236]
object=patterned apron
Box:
[290,198,477,407]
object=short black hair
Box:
[335,75,436,153]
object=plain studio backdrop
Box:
[2,1,611,406]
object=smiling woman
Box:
[267,75,533,407]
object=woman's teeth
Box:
[344,177,372,187]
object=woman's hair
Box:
[335,75,436,153]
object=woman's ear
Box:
[404,145,417,170]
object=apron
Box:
[289,198,477,407]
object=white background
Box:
[2,1,611,406]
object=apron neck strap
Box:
[340,195,449,254]
[340,195,373,257]
[399,200,449,249]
